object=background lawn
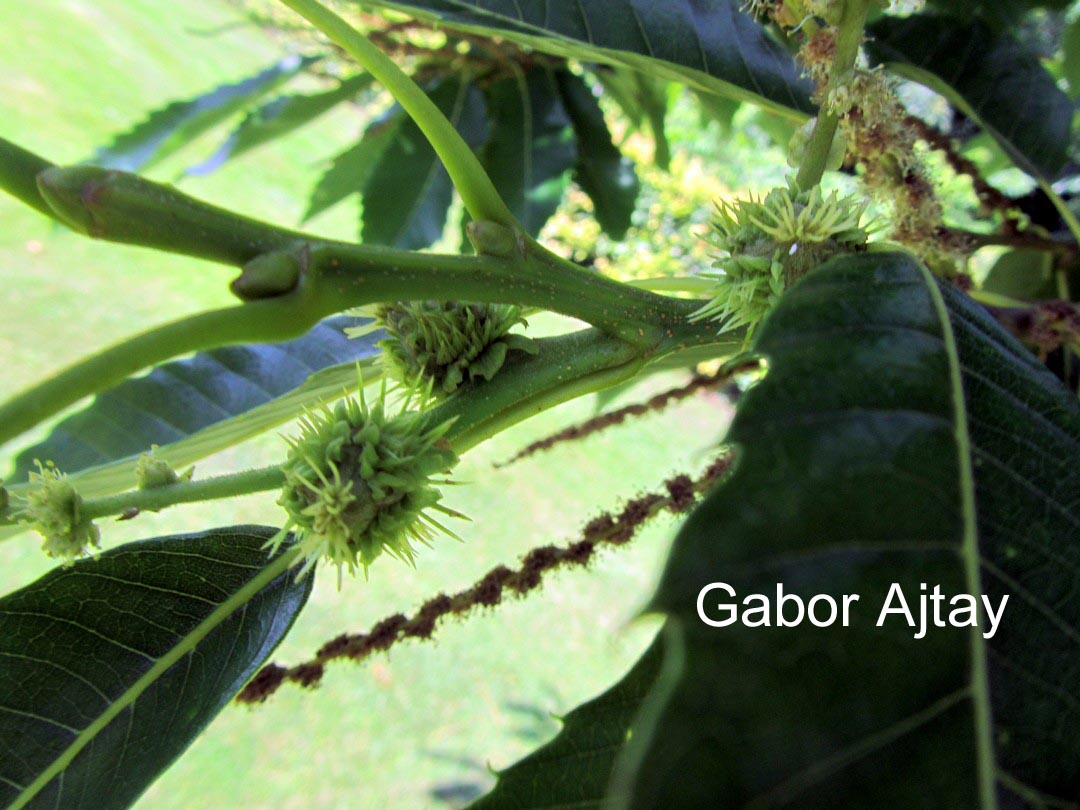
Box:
[0,2,743,806]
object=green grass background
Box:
[0,1,735,807]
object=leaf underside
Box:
[352,0,814,115]
[0,526,313,810]
[617,252,1079,807]
[8,316,381,483]
[475,253,1079,809]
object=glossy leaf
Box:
[480,68,576,237]
[7,317,381,483]
[186,73,374,175]
[614,252,1080,807]
[361,76,487,248]
[866,15,1073,180]
[353,0,814,116]
[556,71,639,239]
[0,526,313,809]
[91,56,316,172]
[470,636,664,809]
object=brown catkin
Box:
[236,455,734,704]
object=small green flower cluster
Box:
[694,181,872,338]
[349,301,537,395]
[18,461,100,563]
[134,446,192,490]
[271,383,461,583]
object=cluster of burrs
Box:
[694,180,873,338]
[348,301,537,395]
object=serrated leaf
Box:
[614,253,1080,807]
[866,15,1073,180]
[0,526,313,810]
[556,71,639,239]
[470,636,664,809]
[185,73,374,175]
[589,68,672,169]
[91,55,317,172]
[361,76,487,248]
[349,0,813,116]
[7,317,381,483]
[303,114,403,222]
[479,68,577,237]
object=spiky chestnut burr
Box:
[347,301,537,395]
[268,381,463,584]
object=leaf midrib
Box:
[919,262,998,810]
[10,548,299,810]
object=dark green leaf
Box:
[591,68,646,133]
[303,114,403,222]
[92,55,316,172]
[920,0,1072,30]
[361,76,487,248]
[470,636,664,809]
[555,71,639,239]
[592,67,671,170]
[617,253,1080,807]
[353,0,813,114]
[7,317,381,482]
[186,73,374,175]
[1064,16,1080,100]
[479,68,576,237]
[0,526,313,809]
[866,16,1073,179]
[695,91,742,133]
[631,72,671,172]
[982,249,1057,301]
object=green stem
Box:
[80,466,285,521]
[278,0,516,229]
[0,239,705,448]
[0,137,55,217]
[36,165,303,265]
[3,324,732,529]
[795,0,870,190]
[0,297,322,449]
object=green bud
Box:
[465,220,522,259]
[36,165,296,265]
[135,446,193,490]
[231,251,303,301]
